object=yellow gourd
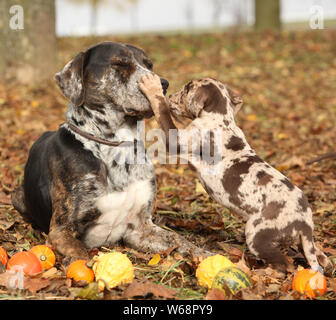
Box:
[93,252,134,290]
[196,254,235,288]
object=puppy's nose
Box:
[160,78,169,95]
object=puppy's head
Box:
[54,42,169,119]
[169,78,242,120]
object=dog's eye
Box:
[110,58,130,68]
[143,59,153,70]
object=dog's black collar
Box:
[64,123,134,147]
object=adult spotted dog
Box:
[11,42,209,262]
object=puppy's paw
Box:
[139,73,163,100]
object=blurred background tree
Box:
[0,0,57,84]
[70,0,105,35]
[254,0,281,31]
[185,0,194,30]
[70,0,138,35]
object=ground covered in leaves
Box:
[0,30,336,300]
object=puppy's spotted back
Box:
[167,78,332,274]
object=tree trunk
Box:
[130,2,139,31]
[0,0,57,84]
[90,0,99,35]
[254,0,281,31]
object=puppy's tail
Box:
[300,219,333,275]
[300,234,322,273]
[301,238,333,276]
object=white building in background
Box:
[56,0,336,36]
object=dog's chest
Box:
[83,179,153,247]
[96,179,152,225]
[75,124,156,247]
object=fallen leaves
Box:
[148,253,161,266]
[0,270,50,293]
[0,192,11,205]
[22,276,51,293]
[0,217,15,231]
[195,180,207,194]
[205,288,227,300]
[0,30,336,300]
[314,204,336,215]
[73,282,102,300]
[122,280,177,299]
[276,156,305,172]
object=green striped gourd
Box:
[211,266,252,295]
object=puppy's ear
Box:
[227,87,243,116]
[191,82,228,117]
[189,92,205,118]
[54,51,88,107]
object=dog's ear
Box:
[54,51,88,107]
[227,87,243,116]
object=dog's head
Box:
[54,42,169,118]
[168,78,242,120]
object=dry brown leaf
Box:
[280,281,292,293]
[217,242,230,254]
[41,267,63,279]
[321,246,336,256]
[42,278,69,293]
[205,288,227,300]
[23,277,51,293]
[0,271,14,287]
[158,244,179,257]
[265,283,281,294]
[122,280,177,299]
[254,267,286,282]
[0,192,11,205]
[328,278,336,293]
[0,218,15,231]
[0,271,50,293]
[289,172,306,185]
[324,178,336,185]
[240,289,262,300]
[126,249,151,261]
[276,156,304,171]
[235,254,251,276]
[314,204,336,215]
[279,293,294,300]
[229,248,244,262]
[163,216,198,231]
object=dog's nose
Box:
[160,78,169,95]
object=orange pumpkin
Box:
[7,251,42,275]
[67,260,95,283]
[29,245,56,270]
[0,247,8,266]
[292,268,327,298]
